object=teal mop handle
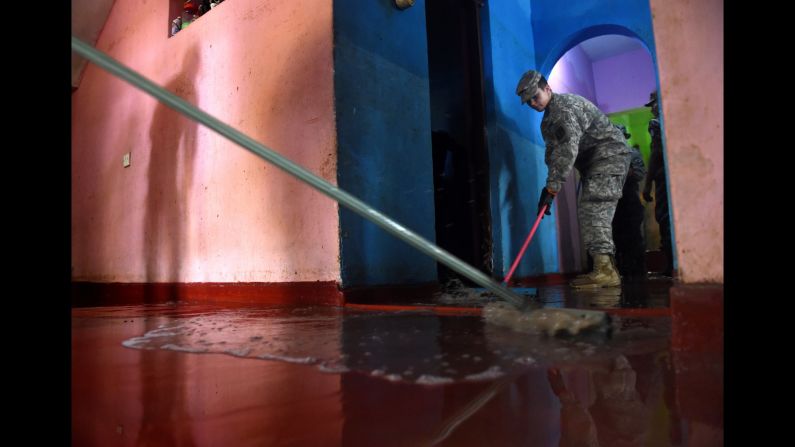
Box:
[71,36,525,308]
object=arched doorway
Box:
[545,33,669,275]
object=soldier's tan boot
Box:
[573,254,612,279]
[570,254,621,289]
[574,256,595,279]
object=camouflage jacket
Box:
[540,93,630,192]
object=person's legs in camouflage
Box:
[570,156,628,288]
[612,202,625,269]
[622,192,647,279]
[612,193,632,277]
[572,197,622,288]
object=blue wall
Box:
[481,1,559,278]
[530,0,657,75]
[334,0,438,287]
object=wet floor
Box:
[72,278,723,446]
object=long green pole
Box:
[71,36,526,308]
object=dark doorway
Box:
[425,0,492,284]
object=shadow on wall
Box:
[142,17,332,295]
[139,45,201,439]
[144,44,201,300]
[491,114,549,279]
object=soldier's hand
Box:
[537,188,555,218]
[642,189,653,203]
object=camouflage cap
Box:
[644,90,658,107]
[516,70,542,102]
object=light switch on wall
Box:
[123,152,131,168]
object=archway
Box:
[545,32,670,275]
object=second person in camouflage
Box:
[612,125,647,279]
[642,90,674,277]
[516,70,631,288]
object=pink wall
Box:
[649,0,723,283]
[71,0,340,283]
[593,48,656,113]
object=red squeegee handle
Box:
[503,204,547,285]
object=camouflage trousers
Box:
[578,152,631,256]
[613,181,646,277]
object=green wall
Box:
[608,107,654,166]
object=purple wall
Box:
[593,48,656,113]
[548,46,597,102]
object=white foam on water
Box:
[108,302,673,393]
[415,375,455,385]
[514,356,536,365]
[121,338,149,349]
[224,347,252,357]
[121,325,189,349]
[318,363,350,374]
[464,366,504,381]
[257,353,318,365]
[161,344,208,353]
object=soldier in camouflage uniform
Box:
[516,70,631,288]
[612,125,647,279]
[642,91,674,277]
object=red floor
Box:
[72,280,723,446]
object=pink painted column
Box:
[649,0,723,283]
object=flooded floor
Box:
[72,278,723,446]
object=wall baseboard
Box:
[71,281,344,307]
